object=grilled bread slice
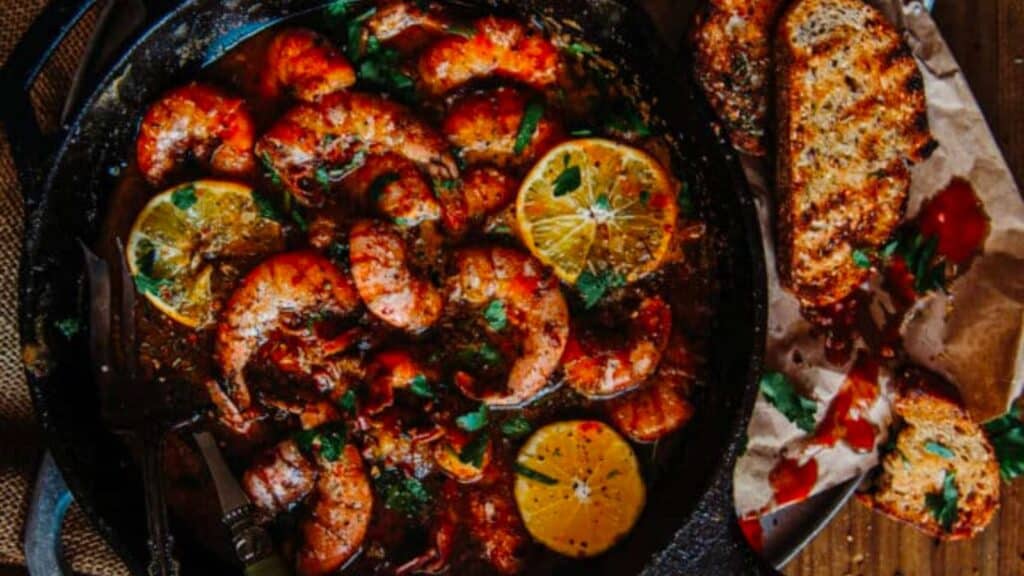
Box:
[857,373,1000,540]
[692,0,785,155]
[775,0,937,308]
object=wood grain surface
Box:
[785,1,1024,575]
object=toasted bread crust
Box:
[775,0,937,307]
[857,373,1000,540]
[692,0,785,155]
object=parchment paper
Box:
[733,0,1024,517]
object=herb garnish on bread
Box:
[858,373,1000,540]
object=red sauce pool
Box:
[769,457,818,507]
[812,353,879,452]
[738,515,764,552]
[918,178,988,264]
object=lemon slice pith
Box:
[126,180,284,328]
[516,138,677,286]
[514,420,646,558]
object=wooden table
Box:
[786,2,1024,575]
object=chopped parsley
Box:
[252,191,284,222]
[344,11,415,100]
[290,206,309,232]
[458,343,503,369]
[501,416,532,439]
[594,193,611,211]
[326,241,349,263]
[329,151,367,180]
[924,471,959,532]
[134,272,170,296]
[513,99,545,155]
[514,463,558,485]
[569,128,594,137]
[983,405,1024,482]
[759,372,817,433]
[552,164,582,197]
[315,166,332,192]
[639,190,651,205]
[294,423,347,462]
[852,248,873,269]
[133,237,157,276]
[483,300,507,331]
[324,0,351,18]
[456,404,489,432]
[409,374,434,398]
[676,181,694,216]
[170,184,197,210]
[564,42,595,56]
[258,151,283,187]
[458,433,489,467]
[337,389,357,414]
[890,229,947,294]
[55,317,82,339]
[604,105,651,137]
[575,269,625,309]
[375,468,431,517]
[924,440,955,459]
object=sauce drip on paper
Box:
[769,457,818,506]
[919,178,988,265]
[812,353,879,452]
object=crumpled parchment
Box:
[733,0,1024,517]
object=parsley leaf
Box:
[483,300,507,331]
[55,317,82,339]
[575,269,625,309]
[924,471,959,532]
[325,0,351,18]
[564,42,595,56]
[513,99,545,155]
[983,406,1024,482]
[252,191,285,222]
[501,416,532,439]
[375,468,431,517]
[409,374,434,398]
[290,206,309,231]
[258,151,283,187]
[171,184,197,210]
[515,463,558,484]
[294,423,347,462]
[458,343,503,369]
[338,389,357,414]
[458,433,489,467]
[594,193,611,211]
[852,248,873,269]
[552,165,582,197]
[569,128,593,137]
[456,404,489,432]
[605,105,651,137]
[134,272,170,296]
[759,372,817,432]
[134,237,157,276]
[924,440,955,459]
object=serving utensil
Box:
[193,431,291,576]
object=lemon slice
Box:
[127,180,284,328]
[516,138,677,285]
[514,420,645,558]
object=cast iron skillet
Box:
[4,0,770,573]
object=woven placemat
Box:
[1,2,129,574]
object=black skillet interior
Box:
[11,0,766,573]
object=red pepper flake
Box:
[918,178,988,264]
[770,457,819,507]
[885,255,918,304]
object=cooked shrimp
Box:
[446,246,569,406]
[442,87,563,168]
[466,466,529,574]
[432,426,491,483]
[563,296,672,398]
[349,219,443,332]
[296,444,373,576]
[343,154,442,226]
[256,91,458,206]
[262,28,355,102]
[419,17,561,94]
[438,166,518,235]
[366,0,450,50]
[212,251,362,432]
[136,82,255,185]
[243,439,318,514]
[607,332,700,442]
